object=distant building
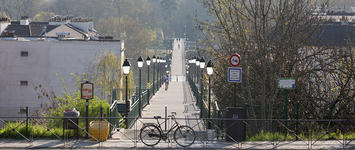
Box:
[0,16,99,40]
[0,16,125,121]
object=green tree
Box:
[91,51,121,101]
[33,11,55,21]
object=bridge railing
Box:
[110,76,164,129]
[187,74,224,135]
[0,115,353,149]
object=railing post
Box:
[25,106,28,137]
[108,107,111,138]
[165,106,167,131]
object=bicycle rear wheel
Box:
[140,124,162,146]
[174,125,196,147]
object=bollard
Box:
[165,106,167,131]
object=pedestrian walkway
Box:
[138,38,202,129]
[0,139,353,149]
[139,38,200,126]
[112,38,204,140]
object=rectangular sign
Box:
[278,78,295,90]
[228,67,242,83]
[81,82,94,99]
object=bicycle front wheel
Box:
[140,124,162,146]
[174,125,196,147]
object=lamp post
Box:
[157,57,160,89]
[191,56,196,83]
[165,63,168,80]
[199,57,205,118]
[137,56,143,117]
[206,60,213,129]
[122,59,131,127]
[152,55,156,95]
[195,57,200,106]
[190,56,196,83]
[146,56,151,104]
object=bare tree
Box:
[199,0,353,133]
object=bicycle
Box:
[140,112,196,147]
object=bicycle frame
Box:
[154,116,180,138]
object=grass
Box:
[0,122,79,139]
[2,122,354,140]
[247,130,355,141]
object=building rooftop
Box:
[314,23,355,47]
[0,16,110,41]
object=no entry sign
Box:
[229,54,241,67]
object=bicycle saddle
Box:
[154,116,161,119]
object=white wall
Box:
[0,22,10,34]
[0,39,122,117]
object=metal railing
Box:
[110,76,164,129]
[0,116,353,149]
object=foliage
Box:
[200,0,354,134]
[46,74,110,125]
[0,12,8,18]
[247,130,355,141]
[0,122,64,139]
[91,51,121,100]
[96,15,159,58]
[33,11,55,21]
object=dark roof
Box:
[315,24,355,46]
[1,21,99,39]
[10,21,20,25]
[29,22,48,36]
[2,25,30,36]
[1,22,53,37]
[65,23,87,35]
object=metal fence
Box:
[0,116,353,149]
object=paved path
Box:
[0,139,353,149]
[139,38,202,129]
[112,38,203,140]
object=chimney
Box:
[0,17,10,34]
[20,16,29,25]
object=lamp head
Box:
[146,56,151,66]
[137,56,144,68]
[199,57,205,69]
[122,59,131,75]
[152,55,156,63]
[207,60,213,75]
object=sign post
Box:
[81,81,93,138]
[228,53,241,107]
[278,78,295,138]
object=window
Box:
[21,51,28,57]
[20,81,28,86]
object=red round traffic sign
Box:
[229,54,241,67]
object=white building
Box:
[0,38,124,118]
[0,16,125,120]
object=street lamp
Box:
[137,56,143,117]
[122,58,130,127]
[146,56,151,104]
[152,55,156,95]
[199,57,205,118]
[157,57,161,88]
[196,57,200,84]
[207,60,213,129]
[191,56,196,83]
[195,57,200,106]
